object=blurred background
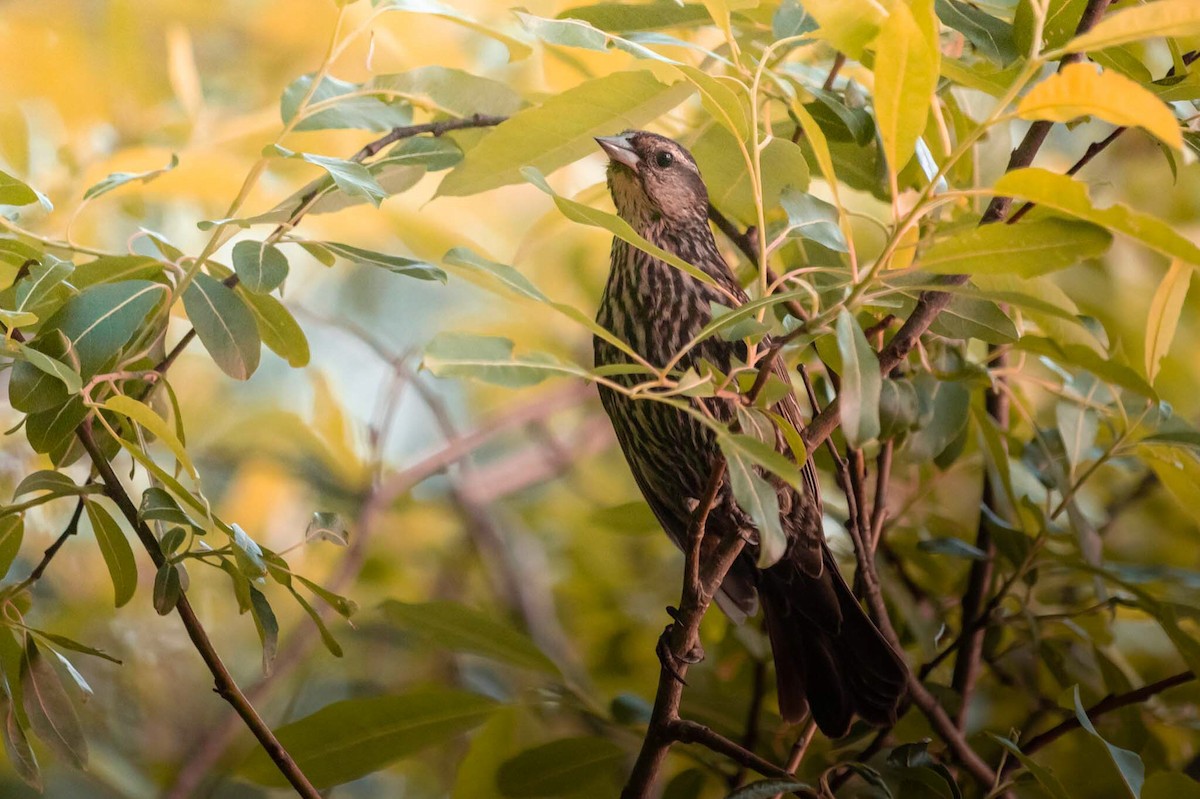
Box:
[0,0,1199,797]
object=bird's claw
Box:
[656,609,705,685]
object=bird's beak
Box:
[595,134,640,170]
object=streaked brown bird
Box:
[593,130,907,737]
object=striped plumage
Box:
[593,131,907,737]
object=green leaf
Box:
[1072,685,1144,797]
[994,169,1200,266]
[70,254,165,290]
[21,638,86,769]
[24,399,88,458]
[230,523,267,579]
[496,737,624,798]
[0,517,23,581]
[1064,0,1200,54]
[369,66,525,117]
[139,487,194,527]
[935,0,1017,65]
[928,295,1018,344]
[422,332,585,387]
[989,736,1069,798]
[557,3,711,33]
[248,586,278,676]
[182,273,262,380]
[0,685,41,791]
[725,780,815,799]
[103,394,196,478]
[920,217,1112,276]
[836,309,881,446]
[13,470,78,499]
[281,74,412,131]
[85,501,137,608]
[9,254,73,314]
[917,537,988,560]
[0,170,50,209]
[83,154,178,200]
[803,0,887,58]
[288,587,344,657]
[381,599,558,673]
[293,574,358,618]
[675,65,748,141]
[271,145,388,207]
[436,70,693,196]
[240,291,310,368]
[1016,336,1154,397]
[318,241,445,281]
[1017,63,1182,150]
[780,188,847,252]
[721,437,786,568]
[1145,259,1190,383]
[874,1,939,175]
[774,0,818,39]
[8,281,167,413]
[16,345,82,395]
[239,689,497,787]
[232,240,289,294]
[27,629,120,665]
[152,563,182,615]
[694,126,810,225]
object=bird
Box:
[592,130,908,737]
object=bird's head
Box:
[595,130,709,228]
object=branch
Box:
[1006,670,1195,770]
[74,424,321,799]
[21,497,86,587]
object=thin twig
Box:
[23,498,86,585]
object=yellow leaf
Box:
[1065,0,1200,54]
[889,223,920,270]
[874,2,938,180]
[805,0,890,58]
[103,395,197,479]
[1145,259,1191,383]
[1017,62,1183,151]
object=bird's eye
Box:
[654,151,674,168]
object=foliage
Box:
[0,0,1199,796]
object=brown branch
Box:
[23,497,86,585]
[951,362,1008,725]
[671,720,798,783]
[75,424,320,798]
[1004,670,1195,773]
[822,53,847,92]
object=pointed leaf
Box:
[836,309,881,446]
[1065,0,1200,53]
[0,687,40,790]
[318,241,445,281]
[103,394,196,478]
[497,737,624,797]
[874,2,939,175]
[238,689,496,787]
[721,439,786,568]
[0,517,23,581]
[85,501,137,608]
[1145,259,1190,383]
[920,217,1112,276]
[1072,685,1144,797]
[232,240,289,294]
[21,638,87,769]
[83,154,179,200]
[382,599,558,674]
[182,272,261,380]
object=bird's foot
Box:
[657,607,705,684]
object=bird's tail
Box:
[760,548,908,737]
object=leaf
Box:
[436,70,692,196]
[289,587,344,658]
[918,537,988,560]
[232,240,289,294]
[9,254,73,313]
[874,1,939,176]
[182,273,262,380]
[803,0,887,58]
[936,0,1017,65]
[920,217,1112,276]
[103,394,196,478]
[725,780,815,799]
[271,145,388,207]
[381,600,558,673]
[720,439,786,568]
[28,629,120,665]
[8,280,167,413]
[0,517,23,580]
[239,689,496,787]
[1072,685,1144,797]
[675,65,748,141]
[17,344,82,395]
[423,333,585,388]
[152,563,182,615]
[248,586,278,676]
[13,470,78,499]
[694,127,810,224]
[994,169,1200,266]
[139,487,193,527]
[318,241,445,281]
[0,170,50,210]
[0,687,40,791]
[1057,378,1101,474]
[780,188,847,252]
[989,736,1070,799]
[369,66,524,117]
[280,74,412,131]
[1145,259,1190,383]
[230,523,266,578]
[557,3,711,33]
[240,291,310,368]
[85,501,137,608]
[21,638,87,769]
[496,737,624,798]
[1065,0,1200,54]
[836,309,881,446]
[373,0,531,60]
[1017,63,1182,151]
[83,154,179,200]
